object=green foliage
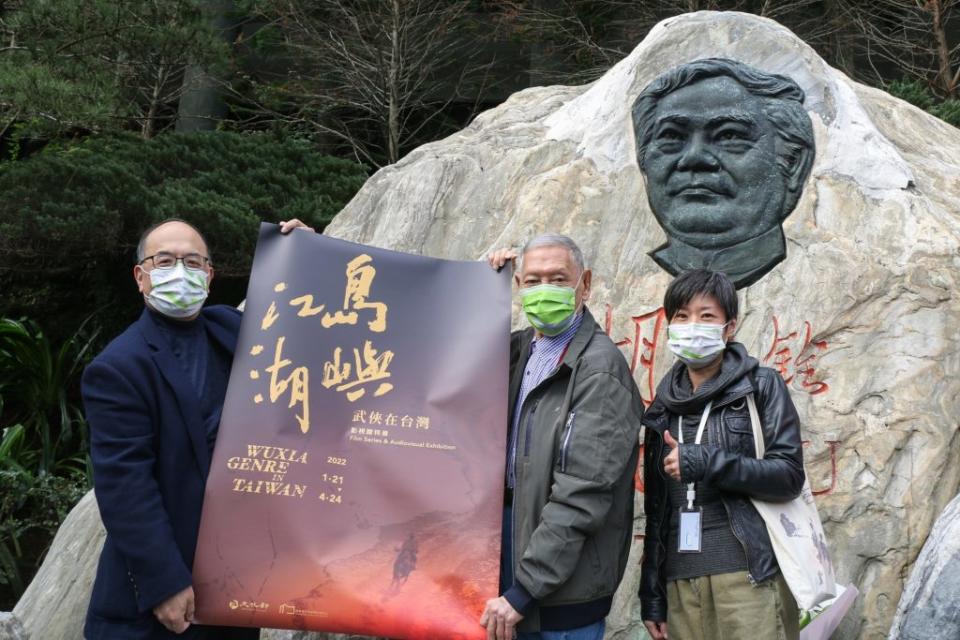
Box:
[0,315,97,608]
[0,131,366,271]
[929,100,960,128]
[886,79,937,111]
[0,468,88,608]
[0,131,367,340]
[0,317,98,478]
[0,0,230,137]
[886,79,960,127]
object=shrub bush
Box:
[0,131,367,341]
[929,99,960,128]
[0,317,97,478]
[0,468,89,609]
[886,79,960,128]
[0,315,96,607]
[886,79,936,111]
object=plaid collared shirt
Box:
[507,311,584,489]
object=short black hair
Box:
[663,269,739,322]
[136,218,212,265]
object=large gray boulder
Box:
[888,493,960,639]
[13,491,103,640]
[326,10,960,640]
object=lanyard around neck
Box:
[678,400,712,446]
[677,400,712,509]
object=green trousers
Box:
[666,571,799,640]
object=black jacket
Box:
[638,355,805,623]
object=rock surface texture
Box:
[887,493,960,639]
[325,11,960,640]
[13,491,103,640]
[0,612,28,640]
[13,11,960,640]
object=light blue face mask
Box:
[146,263,209,319]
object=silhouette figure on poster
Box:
[391,533,419,591]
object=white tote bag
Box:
[746,394,836,610]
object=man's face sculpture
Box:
[633,59,815,289]
[642,76,782,250]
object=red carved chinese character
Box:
[635,445,645,493]
[605,304,667,408]
[795,321,829,395]
[802,440,840,496]
[764,315,798,383]
[604,303,634,349]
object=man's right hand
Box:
[486,248,518,272]
[279,218,315,234]
[644,620,668,640]
[663,430,681,482]
[153,585,195,634]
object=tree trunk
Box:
[387,0,401,164]
[927,0,956,97]
[142,67,165,139]
[823,0,856,78]
[175,0,242,132]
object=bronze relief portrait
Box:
[632,58,816,288]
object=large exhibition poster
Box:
[193,224,510,639]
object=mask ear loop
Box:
[722,319,737,343]
[572,269,587,306]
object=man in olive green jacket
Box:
[483,235,644,640]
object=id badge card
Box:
[678,506,703,553]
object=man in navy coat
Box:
[82,218,306,639]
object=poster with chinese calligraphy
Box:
[193,224,511,639]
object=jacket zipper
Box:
[559,412,576,472]
[523,402,538,456]
[717,405,757,584]
[654,433,669,573]
[512,395,541,590]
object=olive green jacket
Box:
[508,307,643,631]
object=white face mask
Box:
[145,263,209,319]
[667,322,729,369]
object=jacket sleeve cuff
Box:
[134,562,193,613]
[503,581,537,615]
[679,444,709,483]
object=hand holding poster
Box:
[193,224,510,639]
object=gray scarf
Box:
[647,341,758,419]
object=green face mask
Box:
[520,283,578,336]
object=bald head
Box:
[136,219,211,265]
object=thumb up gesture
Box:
[663,430,681,482]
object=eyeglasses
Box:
[139,252,211,271]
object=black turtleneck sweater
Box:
[150,308,232,456]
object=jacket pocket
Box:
[584,536,604,594]
[722,402,756,456]
[559,411,576,472]
[88,540,140,621]
[724,398,751,430]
